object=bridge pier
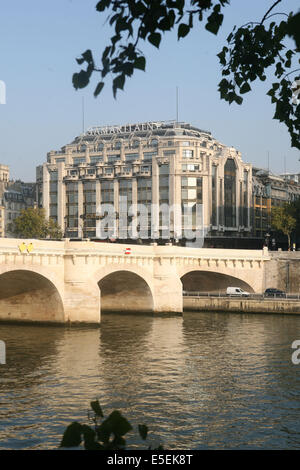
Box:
[152,268,183,315]
[63,281,100,324]
[64,255,101,324]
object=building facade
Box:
[5,179,36,237]
[0,165,9,237]
[0,165,37,237]
[252,168,300,246]
[36,121,253,244]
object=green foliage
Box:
[10,207,63,240]
[218,10,300,150]
[271,204,297,249]
[288,198,300,235]
[72,1,299,150]
[73,0,229,98]
[60,400,158,450]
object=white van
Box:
[226,287,250,297]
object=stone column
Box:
[169,155,176,239]
[202,173,210,232]
[57,163,65,230]
[216,165,219,226]
[114,179,119,238]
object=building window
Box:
[182,150,193,159]
[50,205,58,217]
[211,165,217,226]
[182,164,199,172]
[90,156,103,164]
[50,171,58,181]
[243,170,248,226]
[181,177,202,231]
[66,182,78,230]
[125,153,139,162]
[137,178,152,237]
[101,180,114,203]
[159,164,169,236]
[73,157,86,165]
[107,154,121,163]
[143,152,157,160]
[219,179,223,225]
[224,158,236,227]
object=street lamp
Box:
[264,231,271,248]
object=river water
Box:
[1,312,300,450]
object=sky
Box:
[0,0,299,181]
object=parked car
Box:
[264,288,286,298]
[226,287,250,297]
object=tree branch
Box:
[283,68,300,80]
[265,12,289,21]
[260,0,282,25]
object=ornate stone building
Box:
[0,165,9,237]
[252,168,300,244]
[36,120,252,244]
[0,165,36,237]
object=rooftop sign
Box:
[85,121,179,136]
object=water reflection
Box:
[0,312,300,449]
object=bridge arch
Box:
[96,266,154,314]
[180,270,255,293]
[0,269,65,323]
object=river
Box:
[0,312,300,449]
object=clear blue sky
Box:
[0,0,299,181]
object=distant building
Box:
[280,173,300,184]
[252,167,300,243]
[0,165,9,237]
[0,165,36,237]
[35,120,300,248]
[0,165,9,192]
[36,120,253,245]
[0,197,5,238]
[4,182,36,237]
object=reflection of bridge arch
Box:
[0,269,65,322]
[180,270,255,293]
[96,266,154,314]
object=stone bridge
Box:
[0,238,297,324]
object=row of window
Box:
[70,139,212,153]
[55,149,211,165]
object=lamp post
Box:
[265,231,271,249]
[64,215,68,238]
